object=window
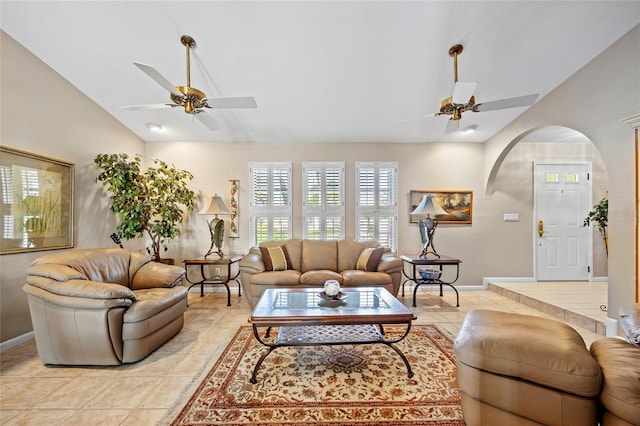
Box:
[249,162,292,246]
[355,162,397,251]
[302,162,345,240]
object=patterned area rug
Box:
[170,325,464,425]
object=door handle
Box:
[538,220,545,238]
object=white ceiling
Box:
[1,1,639,144]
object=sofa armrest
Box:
[239,248,265,274]
[377,252,403,273]
[25,275,136,302]
[131,262,185,290]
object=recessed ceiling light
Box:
[145,122,162,132]
[463,125,478,133]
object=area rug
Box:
[170,325,464,425]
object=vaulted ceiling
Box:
[1,1,639,143]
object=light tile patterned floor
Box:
[488,281,608,335]
[0,283,605,425]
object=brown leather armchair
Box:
[23,248,188,366]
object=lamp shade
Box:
[199,195,232,216]
[410,195,448,218]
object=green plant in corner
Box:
[583,196,608,255]
[94,153,196,261]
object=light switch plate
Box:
[504,213,519,222]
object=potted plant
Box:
[583,196,608,255]
[94,153,196,262]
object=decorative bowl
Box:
[323,279,341,297]
[319,291,348,301]
[418,269,441,280]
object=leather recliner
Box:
[23,248,188,366]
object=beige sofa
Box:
[239,239,403,307]
[454,308,640,426]
[23,248,188,366]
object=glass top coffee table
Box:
[248,287,416,383]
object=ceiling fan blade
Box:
[120,103,172,110]
[445,118,459,134]
[474,93,539,112]
[205,96,257,109]
[133,62,181,96]
[452,82,477,105]
[195,111,220,131]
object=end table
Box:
[183,255,242,306]
[401,254,461,308]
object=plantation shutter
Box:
[302,162,345,240]
[250,162,292,246]
[355,162,397,250]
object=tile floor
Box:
[0,282,606,425]
[488,280,608,335]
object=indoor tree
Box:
[583,196,608,255]
[94,153,196,262]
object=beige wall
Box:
[1,24,637,343]
[0,31,145,342]
[484,24,639,319]
[496,141,609,276]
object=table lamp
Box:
[410,194,448,258]
[198,194,232,258]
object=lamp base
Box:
[420,246,440,258]
[204,248,223,259]
[418,217,440,258]
[204,218,225,259]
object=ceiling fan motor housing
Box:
[171,86,209,114]
[439,96,475,120]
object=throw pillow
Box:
[260,245,292,271]
[356,247,384,272]
[620,304,640,346]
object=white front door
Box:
[534,162,592,281]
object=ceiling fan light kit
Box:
[434,44,539,134]
[121,34,257,130]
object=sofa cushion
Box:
[356,247,384,272]
[337,239,379,271]
[260,245,293,271]
[31,248,132,286]
[300,270,342,285]
[260,239,302,271]
[125,286,188,324]
[301,240,337,272]
[342,270,392,287]
[251,270,302,286]
[590,337,640,425]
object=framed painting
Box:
[409,190,472,224]
[0,146,74,254]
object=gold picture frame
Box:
[1,146,74,254]
[409,190,472,224]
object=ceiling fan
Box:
[121,35,257,131]
[435,44,539,134]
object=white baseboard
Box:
[0,331,34,353]
[591,276,608,282]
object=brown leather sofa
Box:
[23,248,188,366]
[454,308,640,426]
[238,239,403,308]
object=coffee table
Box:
[248,287,417,383]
